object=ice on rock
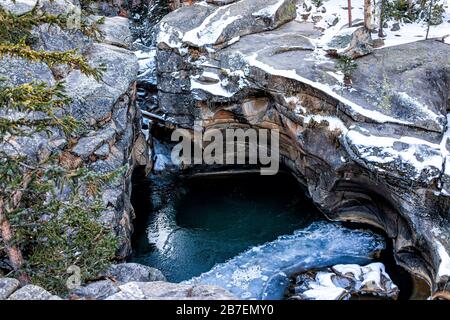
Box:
[252,0,286,20]
[344,129,443,183]
[185,222,385,300]
[134,49,157,86]
[295,262,399,300]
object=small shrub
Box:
[335,56,357,85]
[311,0,324,8]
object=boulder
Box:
[0,0,146,265]
[72,125,117,159]
[0,0,37,15]
[291,263,399,300]
[72,280,119,300]
[8,285,60,300]
[156,0,297,50]
[325,26,373,58]
[105,281,236,300]
[31,23,92,54]
[0,57,55,87]
[105,263,167,283]
[65,43,138,124]
[97,16,133,48]
[38,0,78,15]
[0,278,20,300]
[390,22,400,31]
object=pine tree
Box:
[0,4,118,294]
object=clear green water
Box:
[130,173,324,282]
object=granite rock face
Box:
[105,281,236,300]
[7,285,60,300]
[105,263,167,283]
[0,0,149,260]
[72,280,120,300]
[152,1,450,299]
[0,278,20,300]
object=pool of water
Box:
[130,173,324,282]
[130,170,428,299]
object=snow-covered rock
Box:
[292,262,399,300]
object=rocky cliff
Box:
[152,0,450,298]
[0,0,149,259]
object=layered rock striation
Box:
[152,0,450,298]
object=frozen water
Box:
[185,221,385,300]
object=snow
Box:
[225,36,241,47]
[252,0,285,19]
[440,114,450,156]
[299,0,450,50]
[303,114,348,133]
[134,49,157,85]
[436,242,450,278]
[185,221,385,300]
[327,70,345,83]
[183,4,242,47]
[396,92,444,130]
[191,76,236,97]
[332,264,363,279]
[245,53,411,125]
[379,15,450,48]
[156,22,184,53]
[303,285,348,300]
[345,129,443,181]
[200,71,220,81]
[298,262,398,300]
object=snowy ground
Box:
[298,0,450,48]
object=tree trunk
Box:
[348,0,352,27]
[0,198,25,273]
[378,0,385,37]
[364,0,372,30]
[426,0,434,39]
[0,173,32,283]
[407,0,413,16]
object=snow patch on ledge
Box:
[183,5,242,47]
[191,76,236,98]
[345,129,443,182]
[245,53,411,126]
[303,115,348,134]
[436,242,450,278]
[156,22,185,52]
[252,0,285,19]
